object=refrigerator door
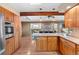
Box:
[0,13,5,54]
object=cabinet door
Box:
[69,8,74,28]
[36,38,42,51]
[60,37,75,55]
[5,39,10,55]
[59,37,65,54]
[36,37,47,51]
[5,37,15,55]
[4,10,9,21]
[0,7,2,13]
[9,12,14,22]
[48,37,58,51]
[76,5,79,28]
[64,43,75,55]
[42,37,47,51]
[14,15,21,50]
[65,6,77,28]
[64,11,70,28]
[73,6,77,28]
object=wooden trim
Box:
[65,3,79,14]
[20,12,64,16]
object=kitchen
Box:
[0,3,79,55]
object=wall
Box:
[22,22,30,36]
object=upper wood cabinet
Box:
[13,15,21,50]
[0,7,2,13]
[76,5,79,27]
[64,11,71,28]
[64,5,77,28]
[5,10,14,22]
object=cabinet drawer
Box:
[64,40,75,48]
[60,37,75,48]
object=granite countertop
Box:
[32,33,79,45]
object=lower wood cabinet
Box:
[5,37,15,55]
[36,36,47,51]
[42,37,47,51]
[59,37,76,55]
[36,36,58,52]
[48,37,58,51]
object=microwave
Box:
[5,21,14,39]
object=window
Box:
[30,23,41,29]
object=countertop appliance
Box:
[5,21,14,39]
[0,13,5,54]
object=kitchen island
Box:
[32,33,79,55]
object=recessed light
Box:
[39,8,42,10]
[52,16,55,18]
[66,6,71,9]
[52,8,55,10]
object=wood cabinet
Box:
[36,36,47,51]
[60,37,76,55]
[64,5,78,28]
[13,15,21,50]
[0,6,21,55]
[42,37,47,51]
[48,37,58,51]
[59,38,64,54]
[0,7,2,13]
[36,36,58,52]
[4,10,14,22]
[77,45,79,54]
[5,14,21,54]
[64,11,69,28]
[5,37,15,55]
[76,5,79,27]
[65,8,75,28]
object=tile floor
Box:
[13,36,59,55]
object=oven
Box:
[5,21,14,39]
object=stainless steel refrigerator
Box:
[0,13,5,54]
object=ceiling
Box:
[0,3,76,22]
[0,3,76,12]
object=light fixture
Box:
[66,6,71,9]
[29,3,41,5]
[52,8,55,10]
